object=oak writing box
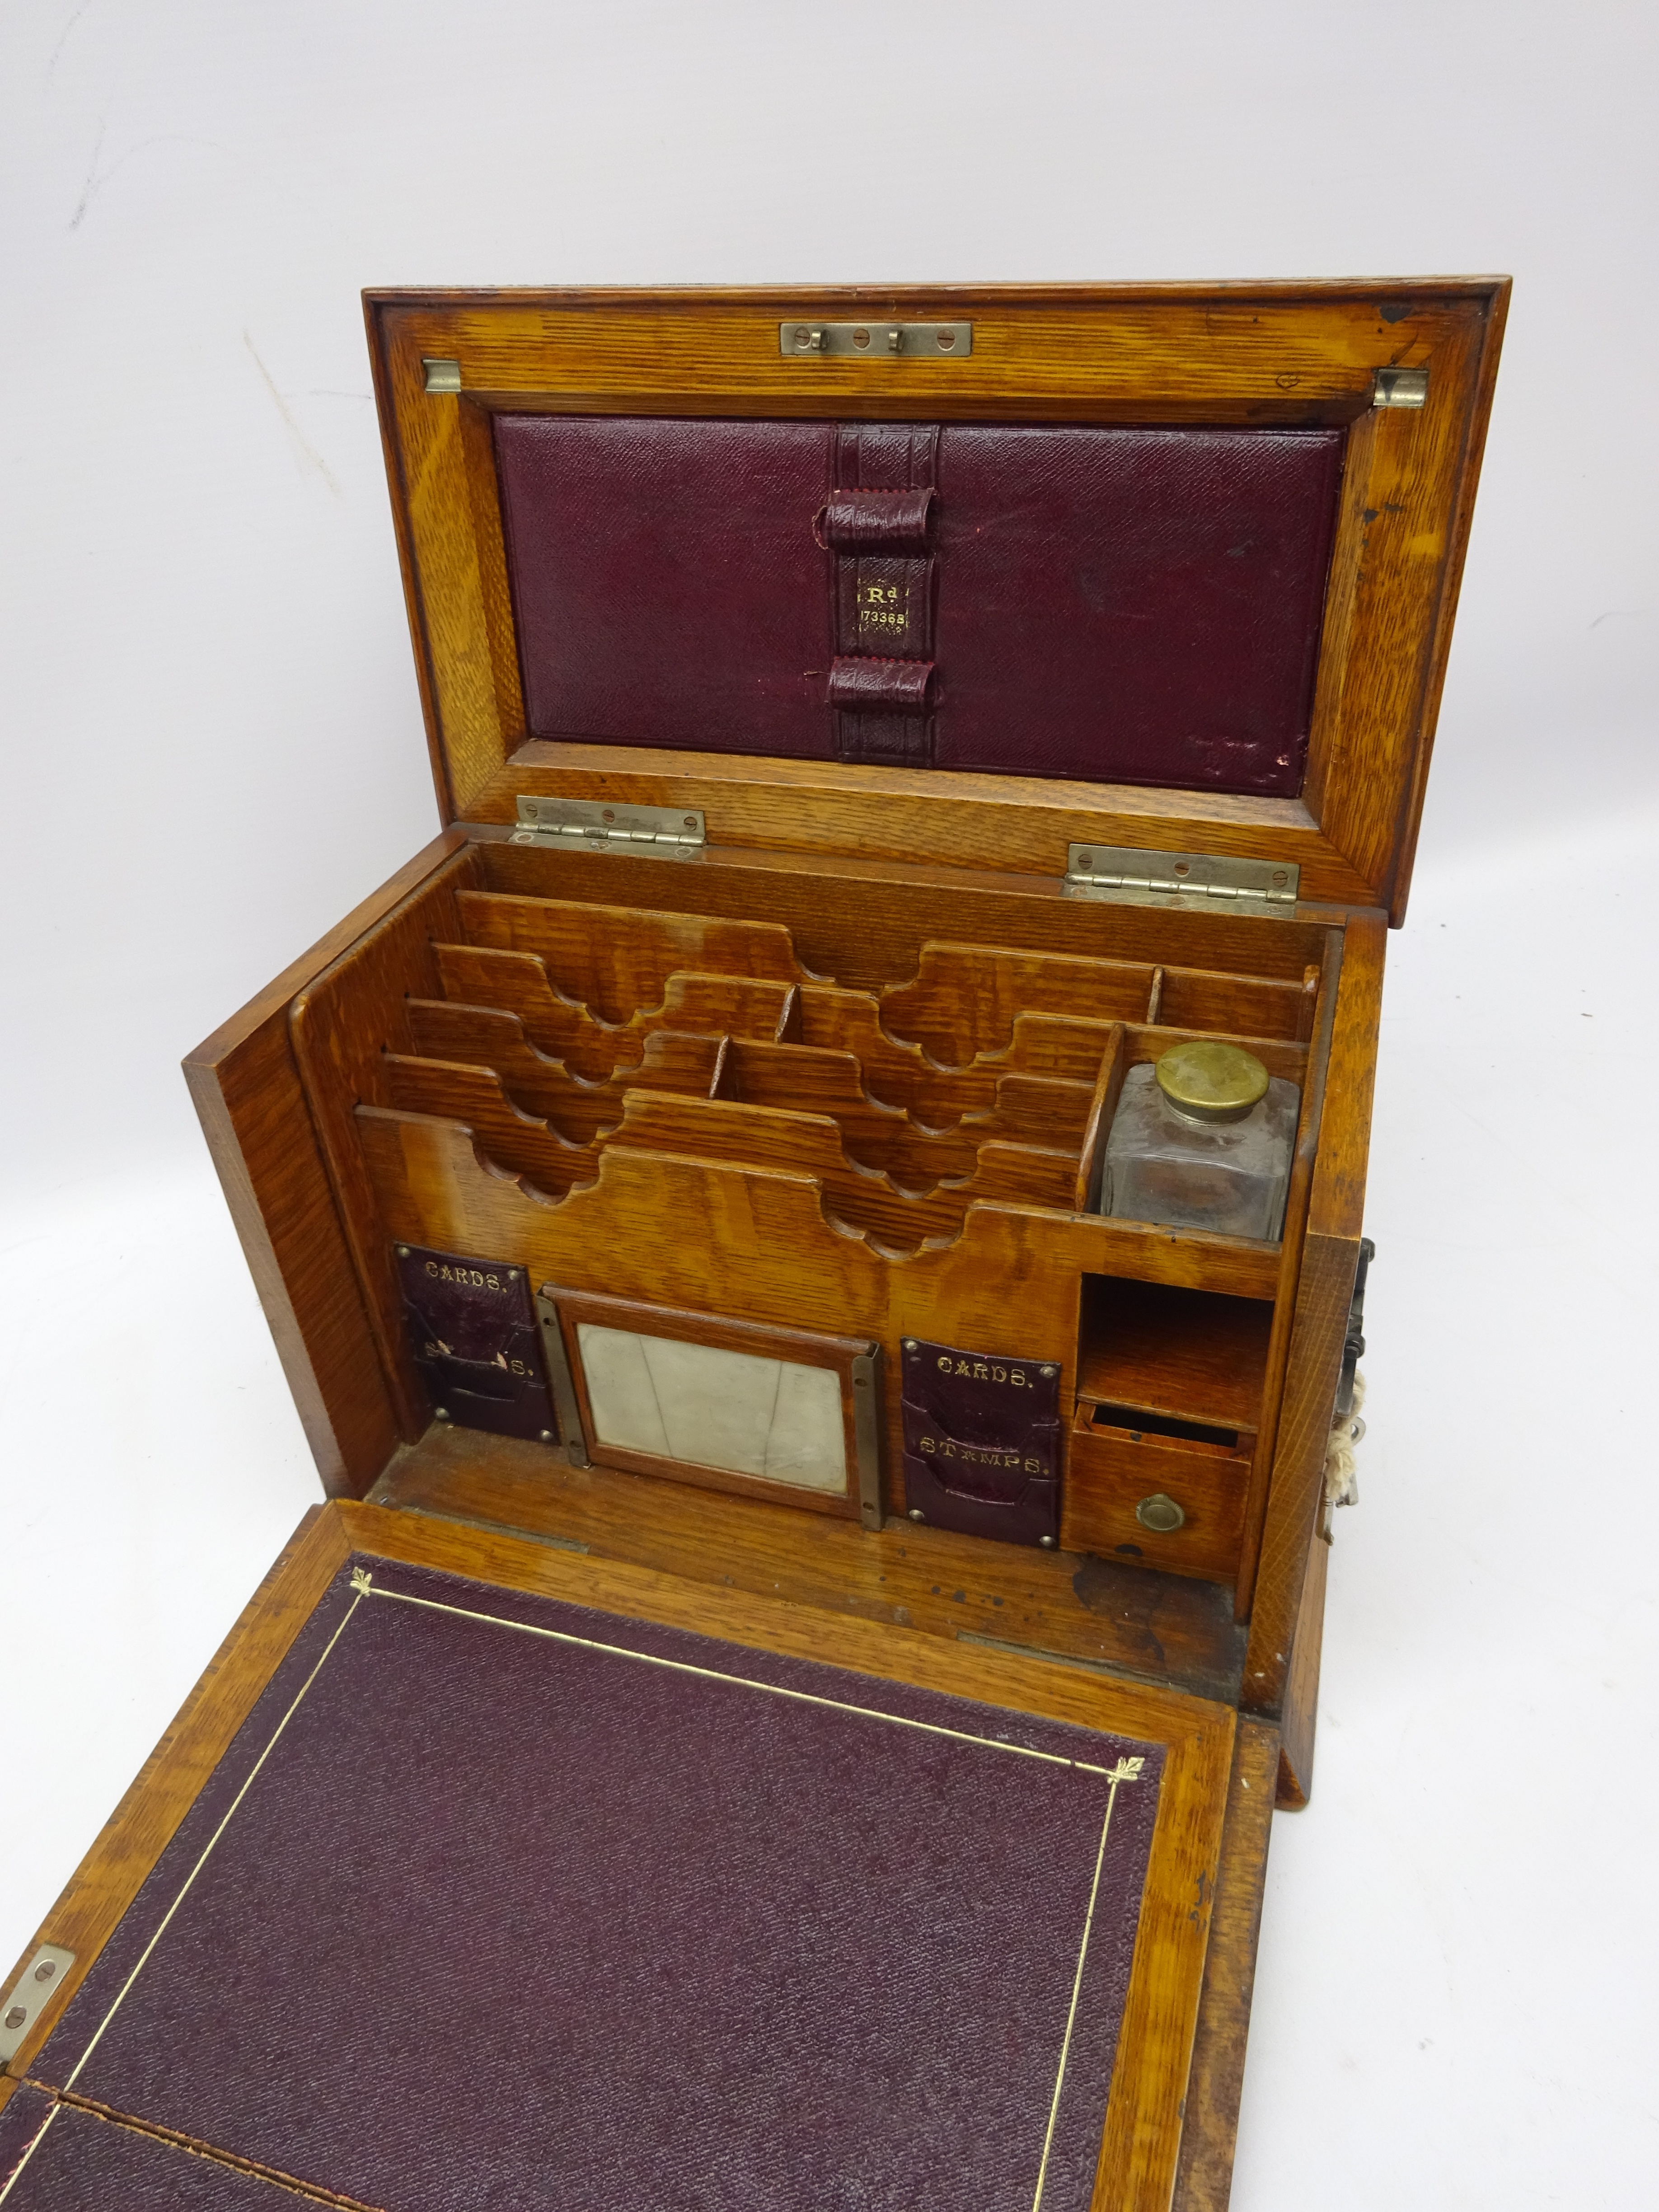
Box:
[0,283,1506,2210]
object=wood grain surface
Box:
[1238,909,1387,1709]
[363,281,1508,921]
[1231,928,1342,1619]
[0,1509,350,2084]
[271,840,1345,1635]
[1239,1231,1358,1718]
[1076,1279,1274,1431]
[432,949,796,1074]
[287,847,485,1437]
[369,1419,1252,1704]
[355,1111,1285,1460]
[485,745,1384,910]
[478,834,1333,989]
[1062,1415,1252,1583]
[1276,1526,1331,1809]
[182,832,472,1493]
[1170,1719,1281,2209]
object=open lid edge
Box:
[365,280,1509,925]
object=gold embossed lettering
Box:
[856,578,909,635]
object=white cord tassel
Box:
[1321,1371,1365,1540]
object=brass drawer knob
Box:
[1135,1493,1186,1533]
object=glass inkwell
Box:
[1101,1041,1300,1242]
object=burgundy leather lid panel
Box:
[495,413,1342,795]
[933,426,1343,792]
[496,415,836,756]
[33,1558,1164,2212]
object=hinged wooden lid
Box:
[366,281,1507,924]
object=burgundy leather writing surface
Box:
[495,414,836,756]
[35,1558,1164,2212]
[0,2089,308,2208]
[495,411,1342,794]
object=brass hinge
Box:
[511,797,706,857]
[1065,844,1299,911]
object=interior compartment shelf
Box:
[1076,1276,1274,1432]
[289,835,1332,1547]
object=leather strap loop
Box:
[826,425,941,767]
[815,487,934,553]
[827,656,935,713]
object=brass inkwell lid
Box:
[1153,1041,1270,1125]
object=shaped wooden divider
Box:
[405,1006,724,1140]
[875,944,1321,1069]
[380,1058,606,1197]
[455,891,803,1024]
[878,944,1154,1066]
[796,989,1121,1123]
[434,945,796,1077]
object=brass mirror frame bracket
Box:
[851,1345,884,1532]
[534,1289,592,1468]
[1372,365,1429,408]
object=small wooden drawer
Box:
[1060,1407,1252,1583]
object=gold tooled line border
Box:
[16,1565,1148,2212]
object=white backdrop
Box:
[2,3,1655,2205]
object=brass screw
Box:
[33,1963,55,1983]
[4,2005,26,2030]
